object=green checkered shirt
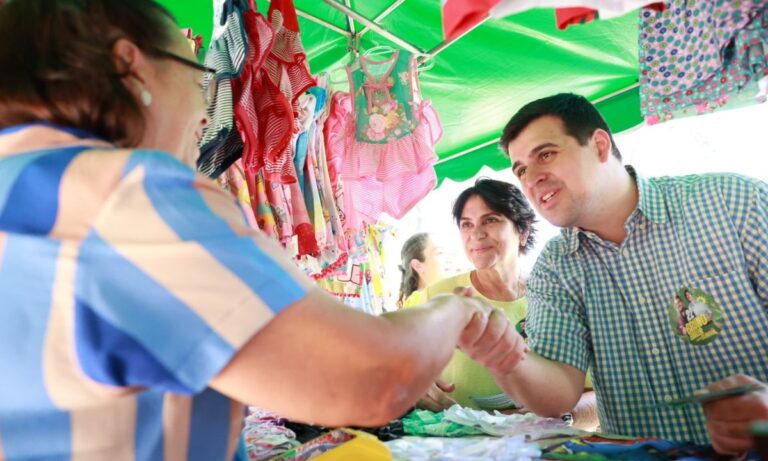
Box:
[527,167,768,443]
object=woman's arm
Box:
[210,289,483,427]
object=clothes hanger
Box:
[415,53,435,72]
[364,45,435,72]
[362,44,398,60]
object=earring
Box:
[140,88,153,107]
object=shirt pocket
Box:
[672,268,768,382]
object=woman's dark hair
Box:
[396,232,430,309]
[0,0,177,146]
[452,178,537,254]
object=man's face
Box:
[507,116,601,229]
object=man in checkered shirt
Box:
[491,93,768,454]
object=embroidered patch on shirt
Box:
[668,287,724,345]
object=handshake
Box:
[417,287,529,412]
[452,287,528,375]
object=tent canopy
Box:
[163,0,642,183]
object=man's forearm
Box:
[492,351,585,417]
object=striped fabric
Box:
[527,167,768,443]
[198,6,249,171]
[0,123,310,460]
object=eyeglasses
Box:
[146,47,216,74]
[145,47,218,106]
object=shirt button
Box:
[651,347,660,355]
[638,295,647,303]
[622,248,629,257]
[664,395,673,402]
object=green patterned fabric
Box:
[402,409,485,437]
[349,50,418,143]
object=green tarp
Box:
[163,0,642,183]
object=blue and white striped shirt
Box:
[0,124,310,460]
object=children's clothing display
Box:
[639,0,768,124]
[323,51,442,232]
[197,1,441,312]
[254,0,316,183]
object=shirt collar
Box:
[560,165,669,255]
[631,165,669,225]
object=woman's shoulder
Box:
[424,272,472,299]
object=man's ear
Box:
[592,128,613,163]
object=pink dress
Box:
[325,81,442,231]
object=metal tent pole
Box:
[435,82,641,165]
[322,0,425,55]
[296,8,350,36]
[593,82,639,104]
[358,0,406,38]
[264,1,350,37]
[423,14,490,60]
[343,0,357,35]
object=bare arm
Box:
[210,289,481,427]
[571,390,598,431]
[491,351,586,418]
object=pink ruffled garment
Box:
[313,102,349,276]
[324,92,348,191]
[325,91,442,231]
[342,53,438,181]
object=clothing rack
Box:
[322,0,484,61]
[265,0,642,168]
[265,0,480,63]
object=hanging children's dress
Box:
[326,50,442,232]
[231,8,276,177]
[247,0,316,182]
[343,50,437,181]
[197,2,250,176]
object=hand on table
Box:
[700,374,768,454]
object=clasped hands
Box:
[454,287,528,375]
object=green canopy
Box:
[163,0,642,183]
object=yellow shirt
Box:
[402,289,427,308]
[420,272,527,410]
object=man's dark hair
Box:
[452,178,537,254]
[499,93,621,160]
